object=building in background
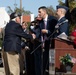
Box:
[0,7,10,28]
[22,14,34,23]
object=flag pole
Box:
[20,0,23,24]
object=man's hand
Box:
[25,46,30,50]
[32,34,36,39]
[41,29,48,34]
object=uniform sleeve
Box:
[59,22,69,35]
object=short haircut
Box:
[61,8,67,14]
[38,6,48,13]
[38,6,47,10]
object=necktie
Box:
[44,20,47,40]
[44,20,47,29]
[41,20,47,48]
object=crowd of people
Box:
[0,5,76,75]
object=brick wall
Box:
[22,15,31,22]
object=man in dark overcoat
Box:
[3,12,35,75]
[34,6,57,75]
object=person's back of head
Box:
[10,12,21,24]
[22,21,28,30]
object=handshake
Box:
[31,33,36,39]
